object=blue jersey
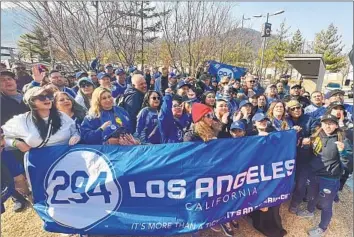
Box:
[135,107,161,144]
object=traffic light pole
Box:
[259,13,269,80]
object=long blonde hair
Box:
[194,120,217,142]
[88,87,111,118]
[267,101,289,130]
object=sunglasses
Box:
[248,80,255,83]
[290,106,301,111]
[172,104,183,108]
[80,83,92,88]
[204,113,214,119]
[151,96,160,101]
[34,94,53,101]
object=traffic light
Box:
[262,22,272,37]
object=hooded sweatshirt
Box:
[310,131,352,178]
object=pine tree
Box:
[313,23,346,72]
[18,26,50,63]
[289,29,303,54]
[118,1,169,69]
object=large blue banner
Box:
[207,60,247,81]
[25,130,296,236]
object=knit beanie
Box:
[192,103,213,123]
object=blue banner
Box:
[207,60,247,81]
[25,130,296,236]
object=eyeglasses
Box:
[151,96,160,101]
[290,106,301,111]
[34,94,53,101]
[80,83,92,88]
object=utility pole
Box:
[253,10,285,80]
[259,13,269,80]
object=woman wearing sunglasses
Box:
[81,87,137,145]
[286,100,320,214]
[2,87,80,153]
[135,90,162,144]
[158,88,192,143]
[75,77,95,110]
[54,91,87,132]
[184,103,219,142]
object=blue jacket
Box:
[112,82,127,97]
[135,107,161,144]
[122,87,145,131]
[286,114,319,164]
[80,106,132,144]
[31,81,77,98]
[158,94,191,143]
[90,58,100,72]
[310,104,353,121]
[228,99,239,116]
[267,97,277,106]
[304,104,322,115]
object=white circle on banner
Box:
[217,67,233,79]
[44,148,122,230]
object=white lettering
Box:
[167,179,186,199]
[147,180,164,198]
[246,166,260,184]
[272,162,286,179]
[216,175,233,195]
[196,178,214,198]
[129,181,146,197]
[285,159,295,176]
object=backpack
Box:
[116,94,126,108]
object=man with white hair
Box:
[122,74,147,131]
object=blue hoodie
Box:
[158,94,191,143]
[81,106,132,144]
[135,107,161,144]
[111,82,127,98]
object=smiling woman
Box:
[1,87,81,152]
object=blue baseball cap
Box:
[75,71,88,79]
[102,124,129,142]
[97,72,111,80]
[169,72,177,78]
[115,68,125,75]
[239,100,252,108]
[78,77,94,86]
[177,80,191,89]
[252,113,269,122]
[215,93,229,102]
[230,121,245,131]
[129,66,137,73]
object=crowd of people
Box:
[0,61,353,237]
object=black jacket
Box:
[123,87,145,131]
[1,92,29,126]
[310,131,353,178]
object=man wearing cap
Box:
[104,63,115,81]
[167,72,178,92]
[304,91,324,115]
[11,62,33,91]
[284,84,310,108]
[229,121,246,138]
[176,80,191,99]
[97,72,120,98]
[31,69,77,98]
[113,68,127,97]
[125,65,137,86]
[0,71,30,212]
